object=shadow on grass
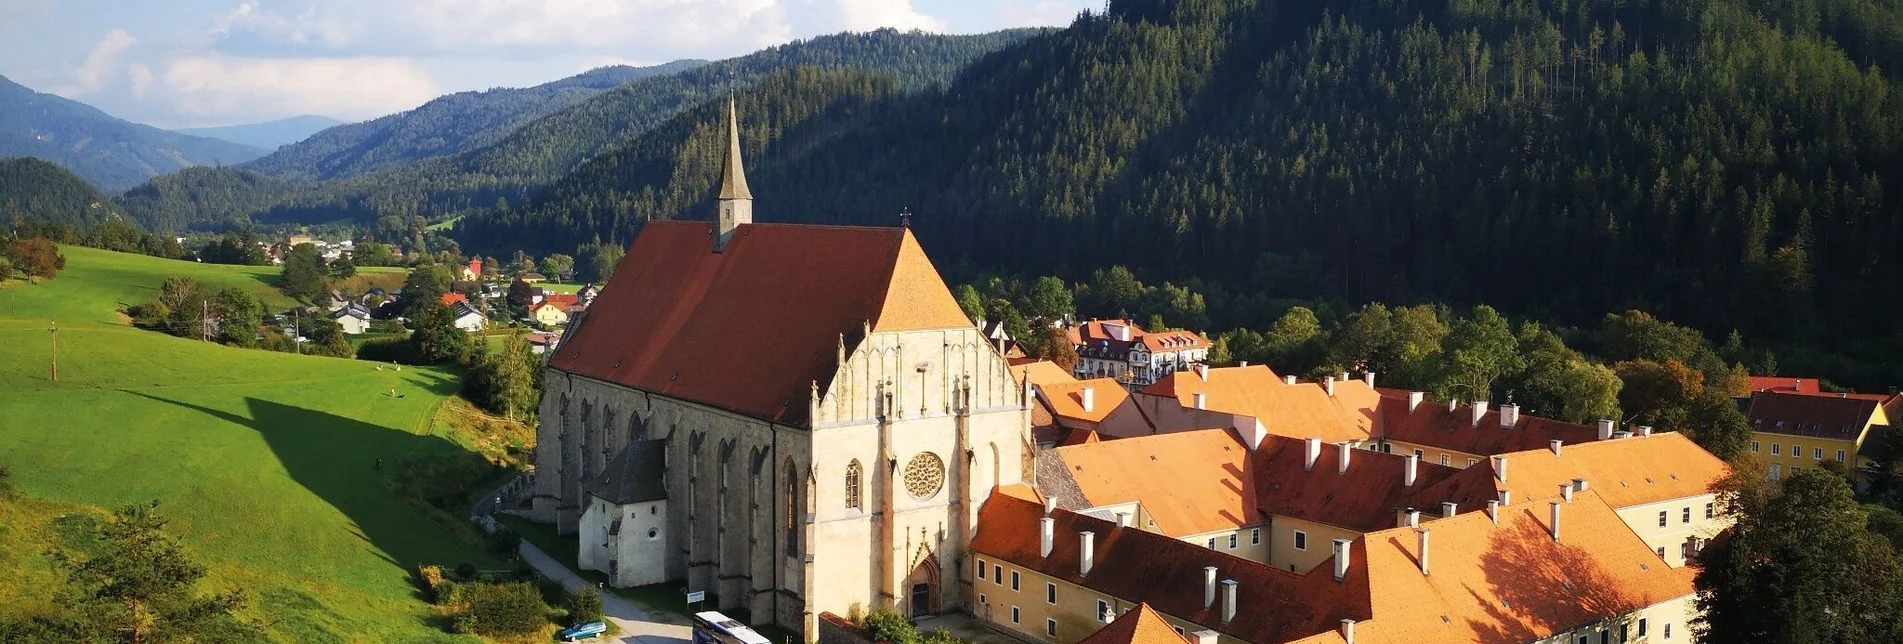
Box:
[121,391,497,573]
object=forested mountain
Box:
[0,75,265,191]
[0,157,132,228]
[118,167,306,233]
[173,115,346,150]
[457,0,1903,361]
[117,29,1042,232]
[242,61,705,182]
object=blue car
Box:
[558,620,608,641]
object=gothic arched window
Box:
[845,460,863,510]
[785,460,800,556]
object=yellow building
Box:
[1744,390,1897,480]
[529,300,570,326]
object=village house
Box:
[461,258,485,282]
[529,299,571,326]
[451,300,486,332]
[1744,388,1901,481]
[328,302,373,335]
[1068,319,1209,388]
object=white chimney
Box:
[1337,444,1352,474]
[1486,499,1500,524]
[1238,361,1248,367]
[1403,454,1419,486]
[1597,419,1615,440]
[1470,400,1489,427]
[1448,397,1459,413]
[1081,387,1095,413]
[1406,509,1420,528]
[1079,531,1095,576]
[1363,371,1375,388]
[1284,375,1297,385]
[1549,439,1563,456]
[1115,512,1132,528]
[1492,455,1508,482]
[1304,438,1322,471]
[1499,403,1519,428]
[1338,371,1350,384]
[1498,490,1512,506]
[1637,425,1654,437]
[1573,477,1589,492]
[1194,364,1208,380]
[1192,392,1206,410]
[1416,528,1430,576]
[1044,496,1058,515]
[1039,517,1055,557]
[1203,566,1218,608]
[1220,580,1237,623]
[1613,430,1633,439]
[1560,483,1574,503]
[1332,539,1352,581]
[1324,376,1336,397]
[1441,501,1457,517]
[1549,501,1562,541]
[1407,391,1425,413]
[1191,632,1219,644]
[1340,620,1356,644]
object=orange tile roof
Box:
[1251,436,1462,532]
[1747,375,1820,394]
[1040,378,1130,424]
[1745,390,1884,439]
[439,292,468,306]
[1055,429,1256,535]
[543,293,580,309]
[1142,366,1380,443]
[1069,319,1211,354]
[971,492,1364,644]
[1408,432,1729,511]
[1375,394,1605,457]
[1079,603,1193,644]
[1298,490,1696,644]
[550,222,970,425]
[1060,428,1103,446]
[1012,359,1078,388]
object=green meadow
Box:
[0,246,504,642]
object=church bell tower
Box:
[715,98,752,253]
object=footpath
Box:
[518,540,694,644]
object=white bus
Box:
[693,611,773,644]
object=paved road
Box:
[519,540,693,644]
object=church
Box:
[528,100,1034,640]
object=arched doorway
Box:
[904,554,940,617]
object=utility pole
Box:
[202,301,210,342]
[48,321,57,382]
[293,308,301,354]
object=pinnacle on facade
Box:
[719,98,752,201]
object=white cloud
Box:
[159,54,438,120]
[0,0,53,27]
[833,0,947,32]
[993,0,1091,29]
[128,61,153,98]
[52,28,136,96]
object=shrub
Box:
[455,562,479,580]
[126,298,170,329]
[862,608,917,644]
[483,526,523,556]
[571,587,603,625]
[357,336,424,364]
[450,581,547,636]
[416,565,450,603]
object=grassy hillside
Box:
[0,246,503,642]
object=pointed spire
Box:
[719,98,752,201]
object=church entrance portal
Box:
[911,584,931,617]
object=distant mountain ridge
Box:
[240,60,708,182]
[0,75,266,192]
[174,115,346,150]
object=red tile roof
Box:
[439,292,468,306]
[971,492,1365,644]
[1079,604,1193,644]
[550,222,970,425]
[1374,394,1604,457]
[1744,390,1884,439]
[1069,319,1211,354]
[1249,436,1461,532]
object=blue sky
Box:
[0,0,1096,128]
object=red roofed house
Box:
[1745,389,1899,483]
[439,292,468,307]
[461,258,484,282]
[1068,319,1210,388]
[528,101,1032,640]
